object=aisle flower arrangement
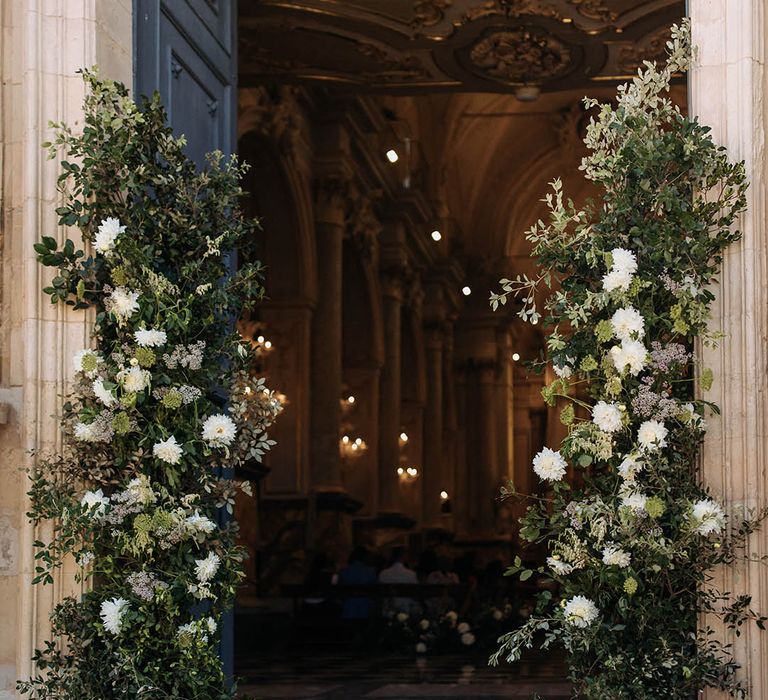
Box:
[490,21,765,699]
[18,71,280,698]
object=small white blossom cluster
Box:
[74,410,115,443]
[177,617,217,648]
[163,341,206,370]
[189,551,221,600]
[690,499,726,536]
[126,571,168,601]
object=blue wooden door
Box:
[134,0,238,682]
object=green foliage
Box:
[490,21,767,699]
[18,70,281,699]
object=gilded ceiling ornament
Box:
[566,0,617,22]
[413,0,453,27]
[469,29,572,83]
[355,43,429,81]
[619,28,674,74]
[462,0,562,24]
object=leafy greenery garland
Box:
[490,22,766,699]
[18,71,281,699]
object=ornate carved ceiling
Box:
[239,0,684,94]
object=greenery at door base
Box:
[489,21,767,699]
[18,71,282,699]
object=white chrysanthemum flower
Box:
[532,447,567,482]
[461,632,476,645]
[92,378,116,407]
[621,490,648,514]
[610,248,638,275]
[610,307,645,341]
[195,551,221,583]
[691,499,726,535]
[73,348,101,378]
[618,455,643,481]
[153,435,183,464]
[201,414,237,448]
[134,328,167,347]
[74,421,99,442]
[602,543,631,568]
[563,595,599,628]
[206,617,217,634]
[602,268,633,293]
[680,402,707,431]
[592,401,623,433]
[637,420,668,452]
[94,217,125,256]
[609,339,647,376]
[547,556,574,576]
[81,489,109,518]
[100,597,129,635]
[117,365,151,393]
[185,511,217,534]
[107,286,141,322]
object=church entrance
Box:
[229,2,685,696]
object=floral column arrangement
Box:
[490,22,766,699]
[19,72,280,699]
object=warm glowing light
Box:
[347,395,356,404]
[342,435,350,444]
[257,335,265,343]
[440,490,449,500]
[397,467,405,475]
[462,286,472,296]
[244,386,252,394]
[512,353,520,361]
[355,438,363,446]
[399,431,409,443]
[431,230,442,242]
[386,149,399,163]
[264,340,272,349]
[407,467,419,476]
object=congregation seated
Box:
[338,546,377,619]
[378,546,420,616]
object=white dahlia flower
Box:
[201,414,237,448]
[610,307,645,341]
[602,544,631,568]
[563,595,599,628]
[621,490,648,514]
[609,339,648,376]
[637,420,668,452]
[94,217,125,256]
[592,401,623,433]
[610,248,638,275]
[100,597,129,635]
[691,499,726,535]
[106,286,140,322]
[134,328,167,347]
[195,551,221,584]
[532,447,568,482]
[81,489,109,518]
[185,511,217,534]
[618,455,643,481]
[92,378,116,407]
[153,435,183,464]
[602,268,633,293]
[117,365,151,394]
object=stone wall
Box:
[0,1,131,695]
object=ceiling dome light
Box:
[462,286,472,296]
[431,230,442,242]
[386,149,399,163]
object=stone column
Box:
[378,270,404,513]
[422,325,445,527]
[1,1,132,694]
[474,363,499,535]
[309,177,349,492]
[691,3,768,698]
